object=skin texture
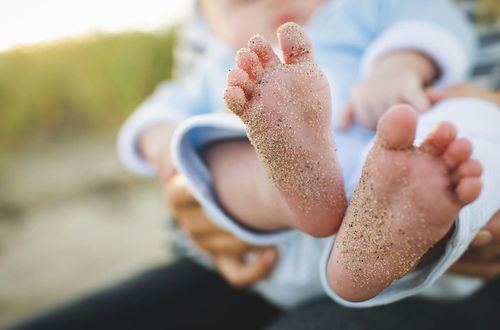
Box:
[329,105,482,302]
[427,84,500,107]
[161,175,499,287]
[136,1,327,285]
[222,23,346,237]
[136,1,500,288]
[138,92,500,289]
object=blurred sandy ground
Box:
[0,133,173,328]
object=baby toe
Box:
[227,68,254,98]
[419,121,457,156]
[442,138,473,171]
[236,48,264,80]
[454,158,483,179]
[455,177,482,206]
[224,86,247,116]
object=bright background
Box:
[0,1,193,327]
[0,0,192,51]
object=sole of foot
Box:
[223,22,347,237]
[328,104,482,301]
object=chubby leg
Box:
[328,104,482,302]
[221,22,346,237]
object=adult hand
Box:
[165,173,278,288]
[449,211,500,280]
[427,84,500,106]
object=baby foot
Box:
[224,23,346,237]
[328,104,482,301]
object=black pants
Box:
[268,278,500,330]
[10,258,500,330]
[10,258,281,330]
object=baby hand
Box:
[342,51,436,130]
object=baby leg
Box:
[223,23,346,237]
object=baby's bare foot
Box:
[328,104,482,301]
[224,23,346,237]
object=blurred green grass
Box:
[0,29,176,152]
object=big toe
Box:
[376,104,418,149]
[277,22,314,64]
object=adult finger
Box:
[426,85,476,104]
[449,260,500,280]
[164,174,197,208]
[459,244,500,264]
[426,86,460,104]
[469,210,500,248]
[429,85,500,106]
[172,203,256,256]
[469,230,494,248]
[175,206,221,237]
[214,247,278,288]
[483,210,500,241]
[195,233,255,256]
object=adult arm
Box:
[427,84,500,106]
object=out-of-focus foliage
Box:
[478,0,500,23]
[0,29,176,151]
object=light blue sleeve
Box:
[358,0,477,85]
[382,0,476,59]
[138,66,215,122]
[117,62,218,176]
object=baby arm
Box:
[138,122,179,180]
[342,50,438,130]
[341,0,476,131]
